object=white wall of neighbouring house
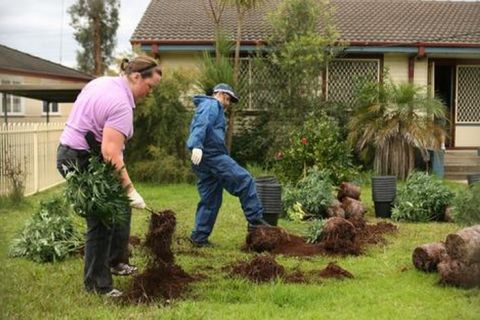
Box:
[0,72,85,123]
[383,53,409,84]
[414,58,429,90]
[158,52,203,77]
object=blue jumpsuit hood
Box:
[187,95,228,157]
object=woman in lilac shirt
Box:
[57,56,161,297]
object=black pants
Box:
[57,144,131,293]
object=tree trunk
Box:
[93,15,103,75]
[341,197,366,219]
[326,199,345,218]
[438,257,480,288]
[445,225,480,265]
[226,6,245,152]
[322,217,356,242]
[337,182,361,201]
[412,242,447,272]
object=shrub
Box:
[128,147,195,184]
[306,219,326,244]
[1,146,27,204]
[126,71,193,183]
[392,171,455,222]
[9,196,83,263]
[452,183,480,226]
[273,115,359,185]
[282,168,334,218]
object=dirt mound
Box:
[246,226,323,256]
[128,235,142,247]
[231,254,285,283]
[245,217,397,257]
[318,262,354,279]
[122,210,193,304]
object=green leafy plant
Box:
[273,114,359,185]
[392,171,454,222]
[64,156,130,227]
[306,219,326,244]
[452,183,480,226]
[349,78,447,179]
[126,71,193,183]
[287,202,307,221]
[9,196,83,263]
[282,168,335,218]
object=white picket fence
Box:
[0,122,66,196]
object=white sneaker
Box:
[104,288,123,298]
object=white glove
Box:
[191,148,203,165]
[128,188,146,209]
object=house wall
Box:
[0,72,84,123]
[158,52,203,76]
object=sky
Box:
[0,0,151,69]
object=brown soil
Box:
[337,182,361,201]
[230,257,354,284]
[245,217,397,257]
[230,254,285,283]
[438,257,480,288]
[122,210,194,304]
[412,242,447,272]
[128,235,142,247]
[318,262,354,279]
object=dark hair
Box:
[120,56,162,78]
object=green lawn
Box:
[1,183,479,320]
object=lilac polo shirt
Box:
[60,76,135,150]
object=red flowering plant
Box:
[273,113,359,185]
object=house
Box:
[131,0,480,151]
[0,44,93,123]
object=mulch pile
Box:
[413,225,480,288]
[122,210,194,304]
[229,255,354,283]
[246,182,397,257]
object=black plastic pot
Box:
[255,176,282,226]
[371,176,397,218]
[467,173,480,186]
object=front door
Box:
[455,65,480,148]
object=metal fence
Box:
[0,122,65,196]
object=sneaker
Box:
[104,288,123,298]
[188,237,215,248]
[111,263,138,276]
[247,218,272,232]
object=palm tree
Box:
[348,79,447,180]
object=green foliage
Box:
[452,183,480,226]
[64,156,130,227]
[349,77,447,179]
[249,0,339,160]
[197,32,234,95]
[231,114,272,166]
[282,168,334,218]
[287,202,307,221]
[69,0,119,74]
[306,218,326,243]
[126,71,193,183]
[273,114,359,185]
[392,171,454,222]
[128,147,195,184]
[9,196,82,263]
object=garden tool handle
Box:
[145,206,155,214]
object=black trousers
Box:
[57,144,131,293]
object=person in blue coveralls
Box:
[187,83,270,247]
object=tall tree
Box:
[69,0,119,75]
[202,0,227,62]
[225,0,265,152]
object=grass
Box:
[1,183,479,320]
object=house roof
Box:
[131,0,480,47]
[0,44,93,81]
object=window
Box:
[1,79,24,115]
[326,59,380,104]
[42,101,60,115]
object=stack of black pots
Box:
[255,176,282,226]
[371,176,397,218]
